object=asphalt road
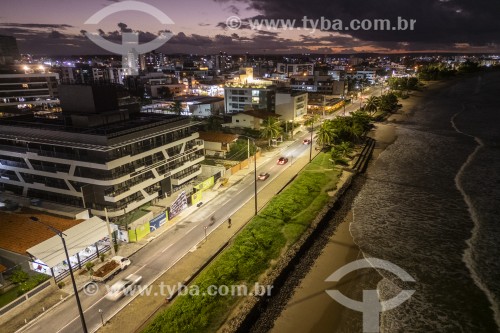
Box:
[20,134,314,333]
[20,87,379,333]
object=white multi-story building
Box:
[275,91,308,122]
[0,85,204,223]
[276,63,314,76]
[223,82,276,114]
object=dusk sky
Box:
[1,0,499,55]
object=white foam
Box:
[451,108,500,330]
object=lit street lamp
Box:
[29,216,88,333]
[239,135,258,216]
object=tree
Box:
[260,117,282,146]
[364,96,379,116]
[204,116,223,131]
[316,121,336,148]
[171,100,183,115]
[330,147,349,166]
[157,86,173,99]
[378,93,399,113]
[10,267,29,284]
[337,141,354,158]
[226,139,257,161]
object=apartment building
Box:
[224,82,276,114]
[0,72,59,116]
[0,84,204,223]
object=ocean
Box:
[351,72,500,332]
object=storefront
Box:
[26,216,114,281]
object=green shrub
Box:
[16,273,50,295]
[10,267,29,284]
[85,261,95,271]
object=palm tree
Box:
[260,117,282,146]
[171,100,183,115]
[337,141,354,158]
[364,96,379,116]
[316,122,336,148]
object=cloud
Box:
[117,22,133,33]
[214,0,500,50]
[0,23,73,29]
[225,5,240,15]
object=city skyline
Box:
[0,0,499,56]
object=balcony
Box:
[171,168,201,186]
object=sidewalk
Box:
[100,142,320,333]
[5,139,306,333]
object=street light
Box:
[29,216,88,333]
[99,309,105,326]
[309,117,314,162]
[238,135,258,216]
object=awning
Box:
[26,216,109,268]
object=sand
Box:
[270,89,426,333]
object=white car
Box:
[112,256,131,269]
[105,274,142,301]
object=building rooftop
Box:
[198,131,238,143]
[0,209,81,255]
[0,113,196,151]
[172,96,224,104]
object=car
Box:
[105,274,142,301]
[113,256,131,268]
[258,172,270,180]
[303,139,311,145]
[277,157,289,165]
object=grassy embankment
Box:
[144,153,340,333]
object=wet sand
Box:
[270,212,363,333]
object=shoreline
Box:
[269,84,434,332]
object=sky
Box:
[0,0,499,56]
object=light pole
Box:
[29,216,88,333]
[99,309,105,326]
[238,135,258,216]
[309,118,314,162]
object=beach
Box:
[268,98,407,333]
[266,74,500,332]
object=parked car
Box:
[105,274,142,301]
[303,139,311,145]
[258,172,270,180]
[277,157,289,165]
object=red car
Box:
[277,157,289,165]
[303,139,311,145]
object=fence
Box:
[53,244,111,283]
[0,280,51,316]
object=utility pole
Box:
[29,217,88,333]
[309,119,313,162]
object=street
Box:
[18,86,378,333]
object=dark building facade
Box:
[0,85,204,223]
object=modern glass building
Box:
[0,84,204,223]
